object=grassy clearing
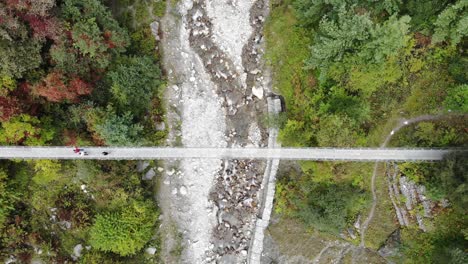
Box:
[267,217,336,260]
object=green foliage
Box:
[399,152,468,210]
[72,18,108,59]
[293,0,401,29]
[89,200,158,256]
[80,251,124,264]
[0,0,164,261]
[153,1,167,17]
[401,210,468,263]
[93,110,145,146]
[0,114,54,145]
[0,40,42,79]
[130,28,158,57]
[278,120,314,147]
[444,84,468,112]
[32,160,62,185]
[401,0,452,32]
[297,182,367,234]
[62,0,129,42]
[448,56,468,83]
[0,169,15,230]
[276,167,369,234]
[360,15,411,63]
[315,114,363,147]
[57,0,130,75]
[319,86,370,121]
[307,7,373,81]
[346,56,403,95]
[107,56,162,115]
[0,75,16,96]
[308,8,411,82]
[268,0,466,257]
[403,65,454,115]
[433,0,468,46]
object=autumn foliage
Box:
[0,96,20,122]
[32,72,92,102]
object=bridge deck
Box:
[0,147,462,161]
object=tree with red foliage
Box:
[23,15,62,41]
[32,72,92,102]
[0,96,21,122]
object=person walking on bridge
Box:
[73,146,82,154]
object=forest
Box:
[265,0,467,262]
[0,0,467,263]
[0,0,166,262]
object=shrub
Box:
[89,200,158,256]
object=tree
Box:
[359,15,411,63]
[305,5,411,83]
[32,71,92,102]
[401,210,467,263]
[0,75,16,96]
[278,119,314,147]
[444,84,468,112]
[107,56,162,115]
[0,114,54,145]
[93,110,145,146]
[433,0,468,46]
[315,114,363,147]
[286,179,368,234]
[89,200,158,256]
[0,40,42,79]
[61,0,129,53]
[293,0,401,29]
[0,96,20,122]
[32,160,62,185]
[306,7,373,81]
[402,0,452,32]
[71,18,109,62]
[318,86,370,122]
[0,169,16,230]
[23,15,62,41]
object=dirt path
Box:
[359,113,467,247]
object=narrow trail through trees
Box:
[359,113,467,247]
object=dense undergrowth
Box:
[0,0,166,262]
[266,0,467,262]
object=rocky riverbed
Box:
[158,0,274,262]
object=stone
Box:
[354,215,361,229]
[249,69,260,75]
[150,21,160,41]
[144,168,156,180]
[60,221,72,230]
[146,247,157,255]
[155,122,166,131]
[347,228,356,239]
[72,244,83,260]
[252,86,263,99]
[137,161,150,172]
[157,167,164,172]
[180,186,188,196]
